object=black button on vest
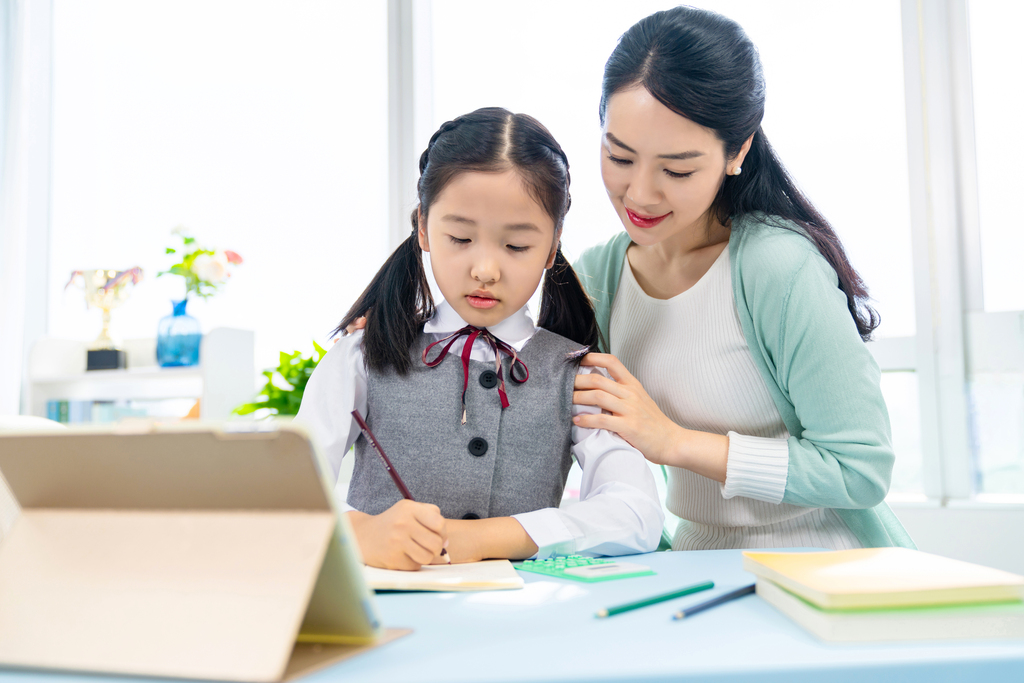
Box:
[467,437,488,457]
[479,369,498,389]
[462,512,480,520]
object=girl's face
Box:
[601,87,742,248]
[418,170,558,328]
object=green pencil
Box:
[595,580,714,618]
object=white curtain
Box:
[0,0,51,416]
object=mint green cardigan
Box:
[574,213,915,549]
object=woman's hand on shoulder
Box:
[338,315,367,341]
[346,500,448,570]
[573,353,729,481]
[573,352,690,467]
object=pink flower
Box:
[224,250,244,265]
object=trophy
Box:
[66,267,143,370]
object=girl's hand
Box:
[572,353,728,481]
[347,500,448,570]
[442,517,539,563]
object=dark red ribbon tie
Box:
[422,325,529,424]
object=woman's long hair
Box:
[601,7,879,340]
[335,107,598,373]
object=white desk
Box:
[1,549,1022,683]
[329,549,1024,683]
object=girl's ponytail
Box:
[333,219,435,375]
[538,246,599,349]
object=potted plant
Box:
[234,342,327,418]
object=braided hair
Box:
[335,107,598,374]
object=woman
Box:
[572,6,914,550]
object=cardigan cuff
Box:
[720,432,789,504]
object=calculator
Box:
[516,556,655,583]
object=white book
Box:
[757,578,1024,642]
[363,559,524,592]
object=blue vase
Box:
[157,299,202,367]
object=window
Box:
[966,0,1024,494]
[49,0,390,374]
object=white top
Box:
[610,247,861,550]
[295,301,665,559]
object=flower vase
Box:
[157,299,202,367]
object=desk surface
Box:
[2,550,1023,683]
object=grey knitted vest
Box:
[348,328,584,520]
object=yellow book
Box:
[742,548,1024,610]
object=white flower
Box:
[193,251,229,284]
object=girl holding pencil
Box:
[296,107,664,570]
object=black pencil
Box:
[671,583,755,620]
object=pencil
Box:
[351,410,450,564]
[671,583,755,620]
[595,580,714,618]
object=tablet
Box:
[0,421,388,682]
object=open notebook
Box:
[365,559,525,591]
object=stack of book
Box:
[743,548,1024,642]
[44,398,194,424]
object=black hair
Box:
[335,107,598,373]
[601,6,879,340]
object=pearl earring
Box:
[732,167,742,176]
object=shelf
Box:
[28,328,255,420]
[31,365,203,385]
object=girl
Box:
[572,7,914,551]
[297,107,663,570]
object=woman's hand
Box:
[347,500,448,570]
[572,353,681,463]
[340,315,367,339]
[572,352,728,482]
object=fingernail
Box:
[573,417,580,424]
[444,539,450,548]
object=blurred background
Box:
[1,0,1022,570]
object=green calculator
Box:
[516,556,656,583]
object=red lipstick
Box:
[626,207,671,229]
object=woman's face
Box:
[418,169,558,328]
[601,86,738,248]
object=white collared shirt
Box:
[295,302,664,558]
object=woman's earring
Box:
[732,167,742,176]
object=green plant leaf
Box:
[233,340,327,418]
